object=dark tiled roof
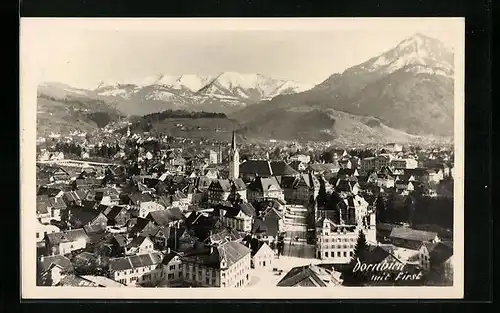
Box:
[109,252,163,272]
[238,202,256,217]
[277,265,334,287]
[247,177,282,192]
[56,275,99,287]
[270,161,298,176]
[126,235,150,248]
[239,160,273,176]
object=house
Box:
[125,235,156,256]
[44,229,89,256]
[36,220,60,242]
[146,208,183,228]
[252,205,285,243]
[161,250,183,285]
[102,205,131,227]
[78,275,127,287]
[207,179,247,204]
[276,264,342,287]
[360,155,391,174]
[36,195,52,224]
[247,177,284,202]
[390,158,418,169]
[217,203,256,233]
[306,163,340,176]
[69,207,108,229]
[37,196,67,222]
[108,252,164,286]
[62,190,89,206]
[281,173,320,204]
[37,255,75,286]
[289,153,310,164]
[315,218,359,263]
[138,201,165,219]
[129,217,157,237]
[288,160,308,172]
[205,227,244,246]
[181,241,252,288]
[247,239,275,269]
[389,227,440,250]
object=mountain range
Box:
[37,33,455,144]
[232,33,455,142]
[88,72,314,116]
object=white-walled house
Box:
[108,252,164,286]
[44,229,89,256]
[161,251,183,285]
[181,241,252,288]
[250,241,275,269]
[125,235,155,256]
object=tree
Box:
[316,176,327,208]
[375,194,386,223]
[341,230,370,286]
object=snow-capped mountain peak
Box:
[174,74,214,92]
[359,33,454,77]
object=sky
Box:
[21,18,464,90]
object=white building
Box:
[181,241,252,288]
[109,252,164,286]
[251,242,275,269]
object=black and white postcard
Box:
[20,18,464,299]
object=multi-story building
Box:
[181,241,252,288]
[281,173,320,204]
[390,158,418,169]
[108,252,164,286]
[315,194,376,264]
[218,203,256,233]
[207,178,247,204]
[360,155,392,174]
[247,177,284,203]
[44,229,89,256]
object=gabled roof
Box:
[390,227,438,242]
[126,235,151,248]
[103,205,128,221]
[238,202,256,217]
[239,160,273,176]
[45,229,89,245]
[270,161,298,176]
[247,177,282,193]
[39,255,74,273]
[109,252,163,272]
[277,264,338,287]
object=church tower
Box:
[228,131,240,179]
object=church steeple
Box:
[231,130,236,151]
[228,130,239,180]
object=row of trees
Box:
[375,192,453,230]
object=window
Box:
[325,251,329,257]
[343,251,347,257]
[206,277,210,285]
[350,251,353,257]
[168,273,174,280]
[170,265,175,271]
[36,233,39,239]
[337,252,341,257]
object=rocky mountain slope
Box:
[92,72,314,116]
[231,33,455,143]
[36,84,124,137]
